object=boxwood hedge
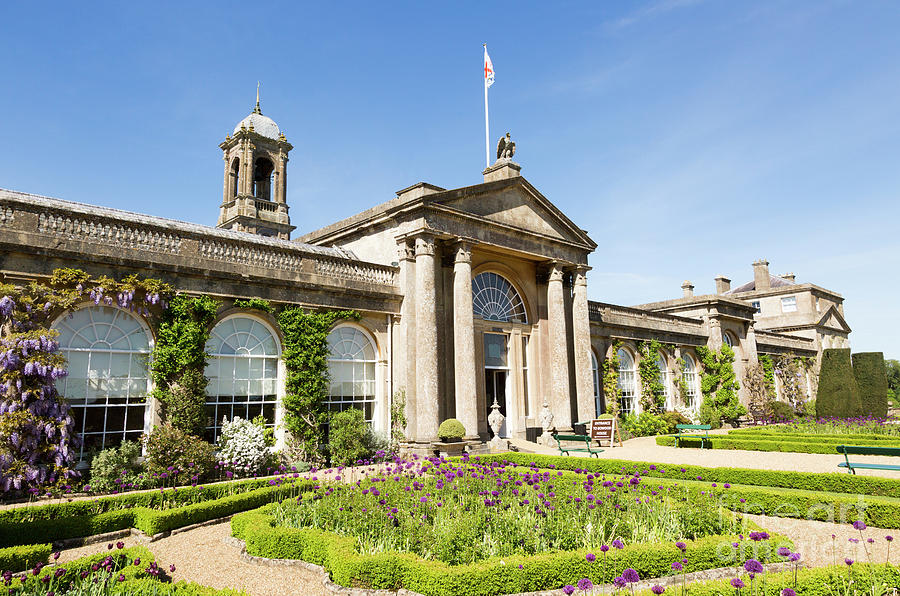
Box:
[655,435,895,454]
[0,543,51,572]
[232,503,792,596]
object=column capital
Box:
[453,241,473,265]
[396,239,416,262]
[548,264,564,283]
[414,235,435,256]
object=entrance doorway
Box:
[483,333,509,437]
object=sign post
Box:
[590,417,623,448]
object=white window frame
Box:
[682,353,700,409]
[204,315,281,442]
[657,353,671,409]
[617,348,637,416]
[325,324,380,428]
[472,272,528,324]
[53,305,153,461]
[781,296,798,313]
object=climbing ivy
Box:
[232,298,273,313]
[758,354,777,399]
[277,307,359,462]
[150,295,220,436]
[695,344,745,427]
[637,340,666,413]
[601,340,622,417]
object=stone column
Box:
[572,266,595,424]
[396,239,417,438]
[414,234,440,442]
[547,263,572,431]
[452,241,478,439]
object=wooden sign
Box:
[590,417,623,447]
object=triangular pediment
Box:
[431,178,596,249]
[817,305,851,332]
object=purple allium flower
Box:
[600,544,609,553]
[675,541,687,551]
[622,568,640,583]
[743,559,764,574]
[585,553,595,563]
[731,578,745,589]
[613,577,627,588]
[672,561,683,571]
[612,539,625,549]
[577,578,593,591]
[853,520,867,531]
[782,589,796,596]
[778,547,791,557]
[887,536,894,542]
[651,586,665,595]
[563,586,575,596]
[845,558,854,566]
[789,553,801,562]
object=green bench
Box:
[551,433,604,457]
[675,424,712,448]
[836,445,900,475]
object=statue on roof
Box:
[496,132,516,161]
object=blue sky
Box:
[2,1,899,358]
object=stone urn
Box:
[487,398,507,450]
[538,401,555,447]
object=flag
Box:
[484,46,494,88]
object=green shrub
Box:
[621,412,668,437]
[697,398,722,429]
[88,440,148,493]
[162,368,210,437]
[696,345,745,425]
[0,543,50,572]
[655,434,900,454]
[437,418,466,440]
[768,401,797,422]
[817,348,863,418]
[143,423,216,479]
[659,410,691,433]
[853,352,889,419]
[328,408,371,466]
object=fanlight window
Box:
[617,348,636,415]
[204,317,279,442]
[326,326,377,424]
[54,306,151,460]
[472,272,527,323]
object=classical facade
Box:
[0,100,848,457]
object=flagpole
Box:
[484,44,490,169]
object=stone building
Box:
[0,100,844,458]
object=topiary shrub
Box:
[620,412,668,437]
[143,423,216,482]
[816,349,862,418]
[437,418,466,441]
[328,408,370,466]
[87,440,150,493]
[698,398,722,429]
[660,410,691,434]
[216,417,272,477]
[852,352,889,419]
[768,401,796,423]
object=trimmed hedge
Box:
[0,543,51,572]
[724,432,900,445]
[232,503,792,596]
[728,429,900,442]
[654,434,898,454]
[631,564,900,596]
[476,453,900,498]
[854,352,889,419]
[817,348,862,418]
[0,480,313,548]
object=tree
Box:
[816,349,862,418]
[886,359,900,406]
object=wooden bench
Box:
[836,445,900,475]
[551,433,604,458]
[675,424,712,449]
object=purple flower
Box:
[651,586,665,595]
[612,539,625,549]
[600,544,609,553]
[853,520,867,531]
[613,577,627,588]
[675,541,686,551]
[622,568,640,583]
[563,586,575,596]
[777,547,791,557]
[731,578,745,589]
[585,553,596,563]
[789,553,801,562]
[671,561,683,571]
[887,536,894,542]
[845,558,854,566]
[577,578,593,591]
[743,559,764,574]
[782,589,796,596]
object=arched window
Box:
[591,350,601,417]
[682,353,699,408]
[326,325,377,423]
[205,316,279,442]
[722,332,733,348]
[472,272,527,323]
[657,353,670,407]
[229,158,240,198]
[617,348,636,415]
[53,306,151,460]
[252,157,274,200]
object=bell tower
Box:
[217,88,295,239]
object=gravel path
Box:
[58,522,328,596]
[510,436,900,478]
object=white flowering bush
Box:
[216,416,271,476]
[674,403,699,424]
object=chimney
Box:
[681,280,694,298]
[714,275,731,295]
[752,259,770,291]
[781,272,796,283]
